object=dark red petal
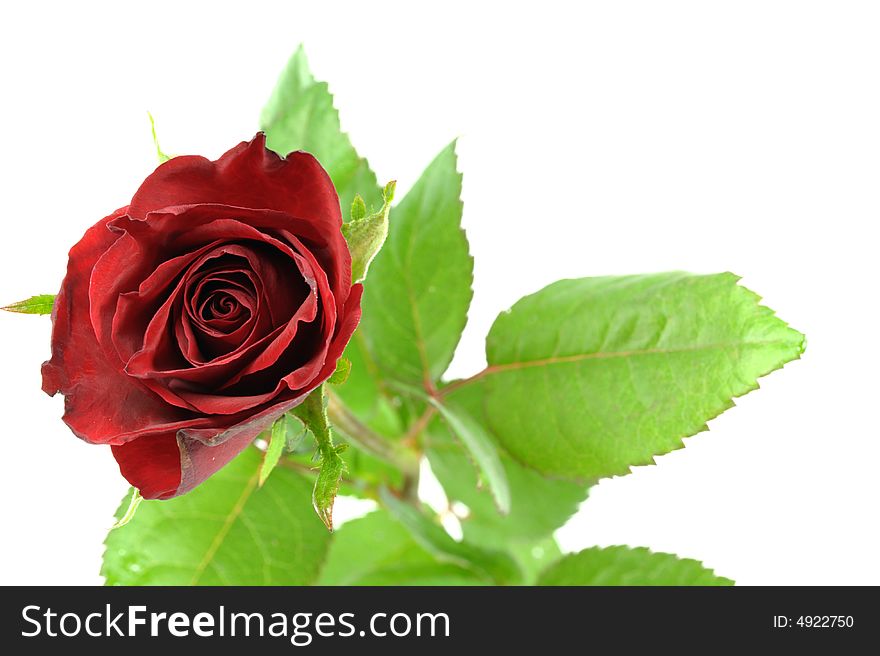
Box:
[112,398,322,499]
[175,400,312,495]
[170,298,321,414]
[42,208,127,397]
[113,210,332,399]
[105,205,339,325]
[178,389,312,447]
[115,390,315,499]
[169,288,361,448]
[114,245,269,370]
[316,282,364,383]
[177,269,264,364]
[111,422,267,500]
[126,134,352,319]
[111,434,182,500]
[124,258,317,391]
[219,252,330,390]
[176,434,261,497]
[275,227,349,321]
[102,240,223,362]
[129,134,345,256]
[41,208,210,445]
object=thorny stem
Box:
[278,458,381,497]
[278,457,343,481]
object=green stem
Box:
[325,391,420,479]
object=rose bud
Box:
[41,134,362,499]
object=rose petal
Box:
[103,205,337,344]
[111,433,182,499]
[41,208,213,445]
[164,285,320,414]
[112,394,311,499]
[218,256,333,390]
[124,252,318,395]
[176,285,363,447]
[315,282,364,383]
[178,269,266,364]
[128,134,348,285]
[105,241,222,363]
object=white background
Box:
[0,1,877,586]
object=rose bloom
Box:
[41,135,362,499]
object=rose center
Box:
[192,278,254,332]
[203,290,241,320]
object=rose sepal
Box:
[292,384,347,531]
[342,180,395,284]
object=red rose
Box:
[41,134,362,499]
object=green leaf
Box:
[379,487,522,584]
[509,537,564,585]
[102,448,330,585]
[148,112,171,163]
[327,357,352,386]
[428,428,584,545]
[468,272,804,480]
[260,44,315,126]
[337,447,403,499]
[427,383,587,546]
[259,413,305,486]
[360,141,473,385]
[537,546,734,586]
[421,394,510,515]
[342,180,396,284]
[350,563,486,586]
[2,294,55,314]
[292,386,347,530]
[318,510,487,585]
[260,45,382,213]
[335,334,405,438]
